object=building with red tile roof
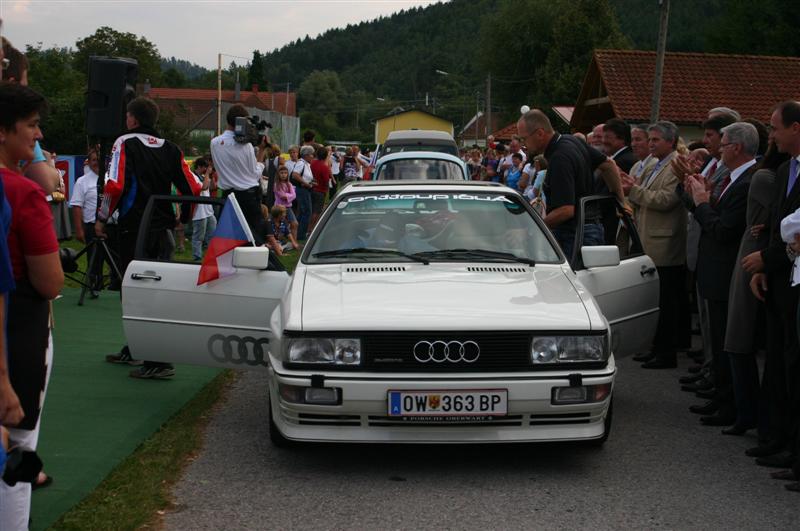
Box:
[571,49,800,133]
[143,84,296,134]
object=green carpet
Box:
[29,288,219,530]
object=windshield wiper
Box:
[312,247,430,264]
[413,248,535,266]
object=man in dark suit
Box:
[686,122,758,428]
[603,118,638,173]
[744,101,800,477]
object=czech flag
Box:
[197,195,255,285]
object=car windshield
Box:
[375,159,465,180]
[306,191,561,264]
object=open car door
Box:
[121,195,290,370]
[573,195,659,357]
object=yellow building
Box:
[374,109,454,144]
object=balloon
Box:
[520,105,531,114]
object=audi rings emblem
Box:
[207,334,270,367]
[413,340,480,363]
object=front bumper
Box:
[268,356,616,443]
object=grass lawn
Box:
[48,240,300,530]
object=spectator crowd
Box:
[3,20,800,530]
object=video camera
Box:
[234,115,273,146]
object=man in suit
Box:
[744,101,800,475]
[621,121,688,368]
[603,118,638,173]
[629,124,658,182]
[685,122,758,428]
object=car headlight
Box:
[287,338,361,365]
[530,335,607,364]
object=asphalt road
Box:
[163,356,799,530]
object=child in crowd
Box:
[262,205,301,256]
[273,166,299,242]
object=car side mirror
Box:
[233,246,270,270]
[580,246,620,268]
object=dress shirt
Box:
[69,169,99,223]
[717,158,756,200]
[209,129,264,191]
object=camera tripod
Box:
[68,236,123,306]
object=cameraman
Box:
[210,104,269,243]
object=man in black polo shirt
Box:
[516,109,622,261]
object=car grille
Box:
[362,331,532,372]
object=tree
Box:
[247,50,265,89]
[298,70,346,137]
[161,67,186,88]
[73,26,162,85]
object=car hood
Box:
[298,264,592,331]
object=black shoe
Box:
[755,453,796,468]
[695,388,717,399]
[632,352,654,362]
[106,351,143,366]
[685,349,704,359]
[679,373,705,385]
[689,401,719,415]
[700,414,736,426]
[722,423,756,435]
[682,378,714,392]
[745,442,784,457]
[687,364,704,374]
[129,366,175,379]
[641,358,677,369]
[770,469,797,481]
[785,481,800,492]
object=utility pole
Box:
[486,74,492,138]
[216,53,222,135]
[475,91,479,146]
[650,0,670,123]
[285,82,291,116]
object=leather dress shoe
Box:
[687,364,703,374]
[681,378,714,392]
[695,388,717,399]
[642,358,677,369]
[770,469,797,481]
[700,414,736,426]
[679,373,705,385]
[745,442,784,457]
[685,349,704,359]
[689,401,719,415]
[755,453,796,468]
[721,423,756,435]
[785,481,800,492]
[632,352,654,362]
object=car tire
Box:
[268,401,295,448]
[587,397,613,448]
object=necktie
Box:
[706,159,718,179]
[788,158,799,198]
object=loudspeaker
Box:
[86,56,138,138]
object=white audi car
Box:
[123,182,659,445]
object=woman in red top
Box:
[309,145,332,233]
[0,82,64,529]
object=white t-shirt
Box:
[192,173,215,221]
[69,169,99,223]
[286,158,313,184]
[331,153,341,175]
[209,129,265,191]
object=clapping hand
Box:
[791,233,800,254]
[686,174,710,205]
[620,171,636,194]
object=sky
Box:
[1,0,443,68]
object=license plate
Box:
[387,389,508,417]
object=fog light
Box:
[553,386,588,404]
[279,383,304,403]
[304,387,339,405]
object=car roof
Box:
[375,151,466,165]
[384,129,456,143]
